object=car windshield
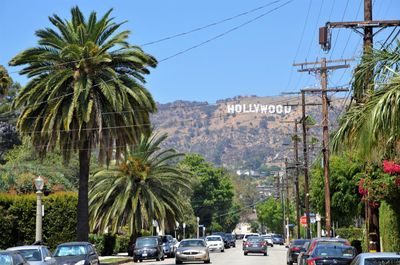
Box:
[313,246,354,257]
[206,237,221,241]
[292,240,308,246]
[248,237,263,242]
[54,245,87,257]
[136,238,158,248]
[17,249,42,261]
[0,254,13,265]
[179,240,205,247]
[364,258,400,265]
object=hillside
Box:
[151,95,346,170]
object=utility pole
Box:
[301,90,311,239]
[294,58,350,237]
[319,0,400,101]
[285,158,291,244]
[293,120,301,239]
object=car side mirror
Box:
[44,257,52,261]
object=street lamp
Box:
[196,217,200,239]
[34,176,44,243]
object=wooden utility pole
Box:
[294,58,351,237]
[301,90,311,239]
[285,158,290,244]
[293,119,301,239]
[319,0,400,101]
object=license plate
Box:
[187,256,194,260]
[252,244,258,247]
[142,253,147,257]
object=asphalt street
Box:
[124,241,287,265]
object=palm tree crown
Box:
[89,132,192,235]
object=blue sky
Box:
[1,0,399,103]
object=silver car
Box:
[6,246,56,265]
[350,252,400,265]
[175,239,210,264]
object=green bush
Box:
[114,235,130,254]
[379,200,400,252]
[0,193,77,250]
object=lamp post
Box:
[34,176,44,243]
[196,217,200,239]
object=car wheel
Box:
[264,253,267,256]
[176,260,183,264]
[204,259,211,264]
[244,252,248,256]
[161,255,165,261]
[156,258,160,261]
[221,249,224,252]
[233,244,236,248]
[133,259,138,263]
[139,260,143,262]
[288,261,293,265]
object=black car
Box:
[0,250,29,265]
[303,244,356,265]
[53,242,99,265]
[133,236,164,262]
[161,235,175,258]
[212,232,230,248]
[287,239,310,265]
[225,233,236,248]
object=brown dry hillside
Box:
[151,95,346,170]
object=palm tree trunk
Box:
[77,139,91,241]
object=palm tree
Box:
[89,132,191,235]
[333,40,400,159]
[9,7,157,240]
[0,65,13,98]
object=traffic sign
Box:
[300,216,307,226]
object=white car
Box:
[7,246,57,265]
[261,235,274,247]
[205,235,225,252]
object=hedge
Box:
[0,192,77,250]
[379,200,400,252]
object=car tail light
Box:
[307,258,321,265]
[262,242,267,247]
[245,242,251,247]
[291,247,301,251]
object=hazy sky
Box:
[1,0,398,103]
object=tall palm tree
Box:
[9,7,157,240]
[0,65,13,98]
[89,132,191,235]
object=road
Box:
[125,241,287,265]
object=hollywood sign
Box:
[226,104,292,114]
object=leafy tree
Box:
[0,65,12,98]
[310,154,363,227]
[89,133,191,235]
[179,154,238,232]
[9,7,157,240]
[256,197,284,234]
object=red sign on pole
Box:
[300,216,307,226]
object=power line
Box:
[140,0,283,47]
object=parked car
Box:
[205,235,225,252]
[286,239,311,265]
[243,236,268,256]
[303,244,357,265]
[7,246,56,265]
[297,238,350,265]
[53,242,99,265]
[162,235,176,258]
[261,234,274,247]
[133,236,164,263]
[272,234,285,245]
[350,252,400,265]
[225,233,236,248]
[212,232,230,248]
[0,250,29,265]
[242,233,260,250]
[175,239,210,264]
